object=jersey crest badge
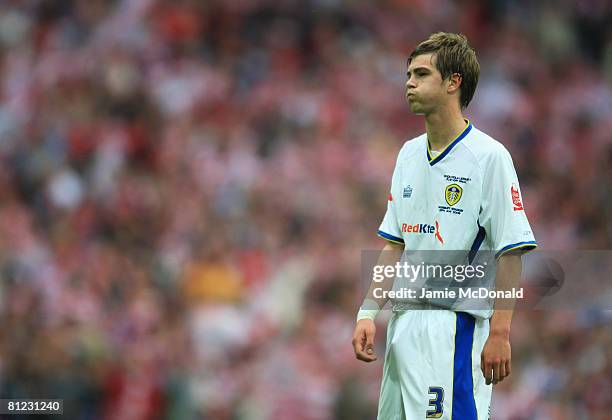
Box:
[445,184,462,206]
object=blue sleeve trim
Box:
[377,230,405,244]
[495,241,537,259]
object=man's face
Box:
[405,53,448,115]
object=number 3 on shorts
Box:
[426,386,444,418]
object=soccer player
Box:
[352,32,537,419]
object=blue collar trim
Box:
[427,121,473,166]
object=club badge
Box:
[445,183,462,206]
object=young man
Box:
[352,33,537,419]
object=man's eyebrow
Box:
[407,66,431,74]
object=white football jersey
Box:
[378,120,537,317]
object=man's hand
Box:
[352,319,377,362]
[481,331,511,385]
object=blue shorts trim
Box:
[452,312,478,420]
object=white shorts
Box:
[377,308,492,420]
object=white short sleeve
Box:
[378,191,404,244]
[480,148,537,258]
[378,154,404,245]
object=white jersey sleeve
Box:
[480,147,537,258]
[378,153,404,245]
[378,192,404,244]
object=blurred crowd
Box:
[0,0,610,419]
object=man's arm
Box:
[352,241,404,363]
[481,252,522,384]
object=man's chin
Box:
[408,103,426,115]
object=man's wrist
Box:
[490,310,513,338]
[489,327,511,338]
[356,299,381,322]
[356,309,380,322]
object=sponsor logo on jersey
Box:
[403,185,413,198]
[445,183,463,206]
[434,220,444,244]
[511,184,524,211]
[401,221,444,244]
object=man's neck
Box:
[425,107,467,152]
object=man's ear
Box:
[448,73,462,93]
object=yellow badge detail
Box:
[445,183,463,206]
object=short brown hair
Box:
[408,32,480,109]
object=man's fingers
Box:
[365,329,375,351]
[482,355,492,384]
[497,359,511,383]
[358,353,377,362]
[499,362,506,382]
[481,335,512,385]
[352,331,365,353]
[484,362,494,385]
[359,331,377,362]
[352,328,377,362]
[362,348,378,361]
[361,332,368,351]
[492,361,501,384]
[356,347,377,362]
[483,357,513,384]
[481,354,486,380]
